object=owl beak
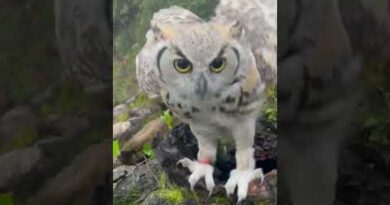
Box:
[195,73,207,100]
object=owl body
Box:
[135,1,274,201]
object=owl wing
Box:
[136,6,203,99]
[210,0,277,87]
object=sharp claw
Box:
[225,168,265,202]
[205,170,215,193]
[224,182,236,196]
[237,180,248,203]
[252,168,264,182]
[177,158,190,167]
[208,190,213,197]
[177,158,216,196]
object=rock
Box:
[0,88,8,115]
[0,106,39,145]
[152,117,277,203]
[25,142,112,205]
[141,191,171,205]
[125,94,139,105]
[247,170,277,204]
[113,104,129,119]
[0,147,42,192]
[129,108,152,118]
[43,115,90,137]
[121,118,168,152]
[113,159,162,204]
[113,121,132,140]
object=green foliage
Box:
[0,193,13,205]
[129,92,152,109]
[115,112,130,123]
[113,140,120,158]
[0,127,39,154]
[362,112,390,145]
[157,173,185,203]
[262,85,277,125]
[40,80,90,116]
[360,60,390,146]
[160,110,174,129]
[142,143,155,159]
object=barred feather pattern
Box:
[136,0,277,99]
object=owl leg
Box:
[177,125,217,195]
[225,117,264,203]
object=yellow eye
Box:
[210,57,226,73]
[173,58,192,73]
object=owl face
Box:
[154,22,253,101]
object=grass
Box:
[0,193,13,205]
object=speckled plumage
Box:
[135,0,276,202]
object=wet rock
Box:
[335,143,390,205]
[113,159,161,204]
[0,106,39,145]
[43,115,90,137]
[141,191,171,205]
[0,147,42,192]
[247,170,277,204]
[113,104,129,119]
[113,121,132,140]
[129,107,152,118]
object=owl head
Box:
[152,21,256,100]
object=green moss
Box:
[262,85,277,124]
[156,173,186,203]
[115,112,130,123]
[158,188,184,204]
[0,193,13,205]
[39,80,90,116]
[0,127,39,154]
[129,92,152,109]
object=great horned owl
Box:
[136,0,276,202]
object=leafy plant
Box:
[0,193,13,205]
[142,143,155,159]
[113,140,120,158]
[262,85,277,125]
[160,110,174,129]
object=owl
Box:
[135,0,276,202]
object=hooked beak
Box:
[195,73,207,100]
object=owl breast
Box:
[161,75,265,126]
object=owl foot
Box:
[225,168,264,203]
[177,157,215,196]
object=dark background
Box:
[0,0,388,205]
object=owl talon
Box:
[225,168,264,203]
[177,158,215,194]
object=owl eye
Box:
[210,57,226,73]
[173,58,192,73]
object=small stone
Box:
[113,121,132,140]
[0,106,39,145]
[113,160,162,203]
[113,104,129,118]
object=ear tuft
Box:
[151,24,176,41]
[229,20,244,39]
